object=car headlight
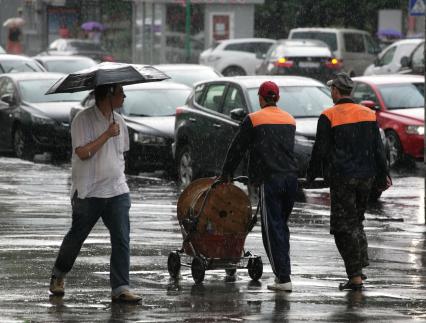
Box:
[133,133,166,145]
[31,114,56,125]
[295,134,315,147]
[406,125,424,135]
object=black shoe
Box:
[339,280,364,291]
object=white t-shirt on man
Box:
[70,105,129,199]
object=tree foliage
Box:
[255,0,407,39]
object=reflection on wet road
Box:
[0,157,424,322]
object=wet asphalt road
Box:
[0,156,425,322]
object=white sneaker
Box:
[267,281,292,292]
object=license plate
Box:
[298,61,320,68]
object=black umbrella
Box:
[45,62,169,94]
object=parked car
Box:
[352,74,424,167]
[153,64,222,87]
[199,38,275,76]
[400,40,425,75]
[39,38,114,62]
[70,81,191,174]
[173,76,333,188]
[0,72,88,160]
[33,55,97,74]
[363,39,423,75]
[256,39,342,83]
[0,54,46,73]
[288,27,381,76]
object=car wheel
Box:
[13,126,34,161]
[369,188,382,202]
[222,66,246,76]
[177,144,196,188]
[386,130,403,168]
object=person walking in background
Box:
[219,81,298,292]
[49,84,142,303]
[88,26,102,44]
[307,73,391,291]
[7,25,22,54]
[4,8,24,54]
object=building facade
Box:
[131,0,264,64]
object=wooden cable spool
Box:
[177,177,252,235]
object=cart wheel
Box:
[248,257,263,281]
[167,251,181,279]
[191,256,206,284]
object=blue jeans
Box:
[260,174,298,282]
[52,193,131,295]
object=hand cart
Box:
[167,177,263,284]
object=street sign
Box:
[409,0,425,16]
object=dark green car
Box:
[173,76,333,188]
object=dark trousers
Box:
[330,176,374,278]
[260,174,298,282]
[53,193,131,291]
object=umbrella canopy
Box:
[81,21,105,31]
[3,17,25,28]
[45,62,170,94]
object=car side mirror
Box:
[374,57,381,66]
[360,100,379,111]
[400,56,410,68]
[230,108,247,121]
[1,94,14,105]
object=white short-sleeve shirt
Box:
[70,105,129,199]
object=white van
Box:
[288,27,381,76]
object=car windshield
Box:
[163,69,221,87]
[291,32,337,52]
[122,88,191,117]
[0,60,44,73]
[248,86,332,117]
[44,59,96,74]
[19,79,89,103]
[378,82,424,109]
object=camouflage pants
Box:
[330,176,374,278]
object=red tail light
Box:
[274,57,294,68]
[102,55,115,62]
[176,107,184,116]
[325,57,342,69]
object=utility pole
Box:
[185,0,191,62]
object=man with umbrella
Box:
[48,63,168,302]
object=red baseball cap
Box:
[258,81,280,101]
